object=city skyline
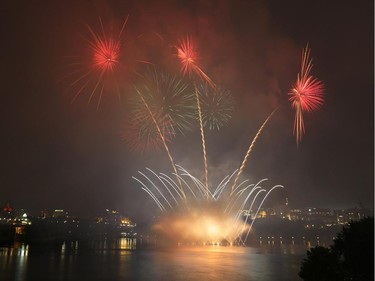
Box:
[0,0,373,223]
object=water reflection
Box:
[0,239,307,281]
[120,237,136,250]
[0,242,29,281]
[88,238,136,252]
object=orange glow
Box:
[152,201,248,244]
[258,210,267,218]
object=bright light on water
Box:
[0,240,306,281]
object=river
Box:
[0,238,309,281]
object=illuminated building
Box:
[94,209,137,238]
[288,209,303,221]
[53,209,68,218]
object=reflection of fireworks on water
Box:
[196,83,235,130]
[62,16,129,109]
[133,165,282,244]
[289,45,324,144]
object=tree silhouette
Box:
[299,246,343,281]
[332,217,374,281]
[299,217,374,281]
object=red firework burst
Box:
[288,46,324,144]
[176,36,216,89]
[91,34,120,72]
[64,16,128,109]
[177,36,197,77]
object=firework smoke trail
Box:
[230,46,323,191]
[135,88,186,200]
[176,36,215,196]
[122,115,174,153]
[231,106,280,194]
[194,86,209,197]
[289,45,324,144]
[176,36,216,90]
[128,68,196,137]
[123,69,197,154]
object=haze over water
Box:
[0,238,308,281]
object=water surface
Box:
[0,239,306,281]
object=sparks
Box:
[196,83,235,130]
[63,16,129,109]
[121,113,174,153]
[127,68,196,137]
[133,165,283,244]
[176,36,216,90]
[175,36,217,192]
[288,46,324,144]
[177,36,197,77]
[90,34,120,72]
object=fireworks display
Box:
[4,2,374,281]
[91,37,324,244]
[288,46,325,144]
[89,21,122,73]
[62,15,325,245]
[229,47,324,193]
[121,114,174,153]
[231,106,280,194]
[175,36,213,192]
[126,68,196,138]
[196,83,235,130]
[3,0,374,258]
[133,166,283,244]
[176,36,216,90]
[125,40,323,244]
[63,17,129,108]
[176,36,197,77]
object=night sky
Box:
[1,0,373,222]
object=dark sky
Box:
[1,0,373,221]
